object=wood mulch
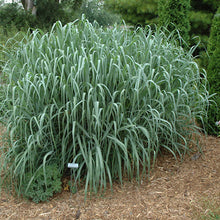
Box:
[0,125,219,220]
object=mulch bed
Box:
[0,125,219,219]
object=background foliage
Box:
[0,3,31,32]
[104,0,158,27]
[158,0,191,44]
[104,0,219,63]
[190,0,220,69]
[79,0,120,26]
[204,7,220,135]
[0,0,118,30]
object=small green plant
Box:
[22,164,62,203]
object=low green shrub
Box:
[0,18,209,199]
[22,164,62,203]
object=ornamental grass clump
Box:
[0,18,209,200]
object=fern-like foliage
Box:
[22,164,62,203]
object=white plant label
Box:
[68,163,79,168]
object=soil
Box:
[0,125,219,220]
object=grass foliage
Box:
[0,18,209,199]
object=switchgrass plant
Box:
[0,18,209,199]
